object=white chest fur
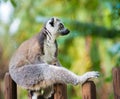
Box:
[41,40,56,63]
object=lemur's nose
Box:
[60,28,70,36]
[66,29,70,34]
[63,29,70,35]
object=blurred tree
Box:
[0,43,3,79]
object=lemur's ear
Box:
[49,18,54,27]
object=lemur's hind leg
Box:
[30,86,54,99]
[43,85,54,99]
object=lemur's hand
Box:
[79,71,100,85]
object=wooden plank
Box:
[82,81,96,99]
[4,73,17,99]
[112,67,120,99]
[54,84,67,99]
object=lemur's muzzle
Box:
[61,29,70,36]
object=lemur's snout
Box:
[61,29,70,35]
[65,29,70,34]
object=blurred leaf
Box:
[10,0,17,7]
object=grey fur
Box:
[9,17,99,99]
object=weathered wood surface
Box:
[54,84,67,99]
[82,81,96,99]
[4,73,17,99]
[0,82,2,99]
[112,67,120,99]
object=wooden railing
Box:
[4,67,120,99]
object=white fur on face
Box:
[45,17,61,36]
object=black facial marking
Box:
[59,23,64,29]
[49,18,54,27]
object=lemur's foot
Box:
[79,71,100,84]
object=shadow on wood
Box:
[54,84,67,99]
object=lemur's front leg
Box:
[47,64,99,85]
[51,61,99,85]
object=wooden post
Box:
[4,73,17,99]
[28,91,32,99]
[112,67,120,99]
[82,81,96,99]
[54,84,67,99]
[0,82,2,99]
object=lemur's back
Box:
[9,33,42,68]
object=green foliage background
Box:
[0,0,120,99]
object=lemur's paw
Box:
[80,71,100,84]
[85,71,100,79]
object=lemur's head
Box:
[45,17,70,37]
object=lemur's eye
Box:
[59,23,64,29]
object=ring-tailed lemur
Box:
[9,17,99,99]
